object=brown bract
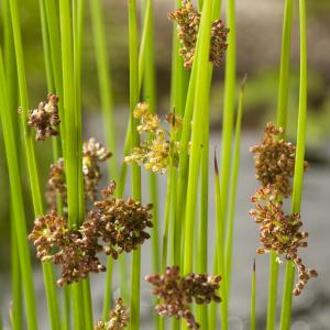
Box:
[145,266,221,329]
[169,0,229,69]
[28,93,60,141]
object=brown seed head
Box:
[28,93,60,141]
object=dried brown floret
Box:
[125,103,180,173]
[46,158,67,210]
[94,298,129,330]
[250,185,318,295]
[169,1,229,69]
[54,230,105,286]
[29,211,105,286]
[28,93,60,141]
[83,138,112,201]
[83,181,153,259]
[46,139,111,210]
[250,122,308,197]
[145,266,221,329]
[28,210,67,261]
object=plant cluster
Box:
[169,0,229,69]
[145,266,221,329]
[27,93,60,141]
[83,181,153,259]
[250,122,318,295]
[46,138,112,210]
[94,298,129,330]
[124,102,181,173]
[29,182,153,286]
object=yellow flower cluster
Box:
[125,103,181,174]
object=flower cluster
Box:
[46,158,67,210]
[30,182,152,286]
[124,103,181,173]
[28,93,60,141]
[94,298,129,330]
[250,122,308,197]
[169,1,229,69]
[145,266,221,329]
[28,211,104,286]
[46,138,111,210]
[83,181,153,259]
[83,138,112,200]
[250,123,317,296]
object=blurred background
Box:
[0,0,329,329]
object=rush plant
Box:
[0,0,318,329]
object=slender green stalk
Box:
[8,0,63,328]
[266,252,280,330]
[10,216,23,330]
[170,0,190,117]
[183,0,213,274]
[142,0,161,275]
[90,0,118,179]
[2,1,22,328]
[161,165,176,271]
[196,69,212,330]
[0,49,38,330]
[250,260,256,330]
[73,1,94,326]
[276,0,294,131]
[266,2,294,329]
[44,0,63,98]
[62,287,71,330]
[102,257,114,320]
[280,0,308,328]
[220,0,236,215]
[224,75,246,294]
[214,154,228,330]
[59,0,86,328]
[128,1,142,329]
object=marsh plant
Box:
[0,0,318,329]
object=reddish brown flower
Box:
[145,266,221,329]
[250,122,308,197]
[83,181,153,259]
[169,1,229,69]
[28,93,60,141]
[250,185,318,295]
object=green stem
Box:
[220,0,236,216]
[142,0,160,275]
[267,2,294,328]
[59,0,85,328]
[214,154,228,330]
[90,0,118,179]
[128,1,142,329]
[8,0,63,328]
[0,49,38,330]
[266,252,280,330]
[276,0,294,131]
[10,217,23,330]
[224,76,246,295]
[280,0,308,328]
[102,257,114,320]
[183,0,213,275]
